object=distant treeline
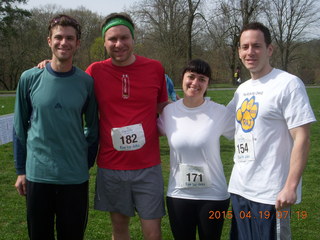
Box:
[1,0,320,90]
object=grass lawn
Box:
[0,88,319,239]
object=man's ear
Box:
[47,36,52,47]
[267,44,273,57]
[76,39,81,49]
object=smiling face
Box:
[238,29,273,79]
[182,71,209,99]
[48,25,80,64]
[104,25,135,66]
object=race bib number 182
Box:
[111,124,145,151]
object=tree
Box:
[0,0,31,34]
[289,39,320,84]
[263,0,320,71]
[0,4,63,90]
[185,0,202,61]
[65,7,102,69]
[132,0,207,83]
[0,0,31,90]
[0,4,102,90]
[132,0,189,81]
[1,0,320,90]
[90,37,105,62]
[207,0,263,84]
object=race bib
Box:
[178,163,208,188]
[111,124,145,151]
[235,133,255,162]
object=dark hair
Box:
[101,12,135,31]
[239,22,271,46]
[48,14,81,40]
[181,59,212,97]
[181,59,212,81]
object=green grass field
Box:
[0,88,319,239]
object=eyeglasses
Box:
[48,15,81,39]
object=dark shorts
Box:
[230,194,291,240]
[94,164,166,219]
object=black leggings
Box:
[166,196,230,240]
[26,180,89,240]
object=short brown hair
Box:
[239,22,271,46]
[48,14,81,40]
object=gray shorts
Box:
[94,164,166,220]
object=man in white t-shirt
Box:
[227,22,316,240]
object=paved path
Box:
[0,94,15,97]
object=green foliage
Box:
[0,88,319,239]
[90,37,106,62]
[1,1,320,90]
[0,1,32,90]
[0,6,104,90]
[0,0,31,35]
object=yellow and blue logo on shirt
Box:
[236,96,259,132]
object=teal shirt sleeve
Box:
[13,69,36,175]
[83,76,99,168]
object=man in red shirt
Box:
[86,12,168,240]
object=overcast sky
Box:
[18,0,137,16]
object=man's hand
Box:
[37,59,51,69]
[15,175,27,196]
[275,188,297,210]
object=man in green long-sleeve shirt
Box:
[13,14,99,240]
